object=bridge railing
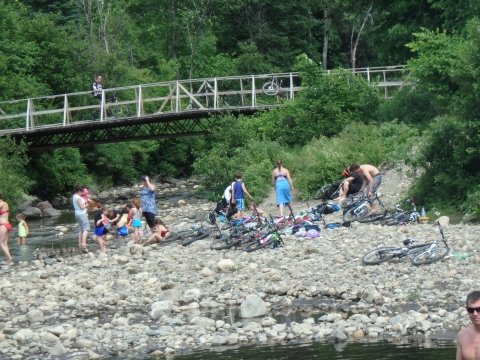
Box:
[0,66,412,133]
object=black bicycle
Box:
[362,224,449,266]
[313,180,342,201]
[91,91,129,120]
[194,81,241,109]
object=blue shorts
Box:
[94,226,105,236]
[235,199,244,211]
[117,226,128,237]
[132,219,142,227]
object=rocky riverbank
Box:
[0,219,477,359]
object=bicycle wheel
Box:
[159,232,181,244]
[381,212,409,226]
[412,246,449,266]
[362,247,401,265]
[343,204,369,223]
[181,228,211,246]
[358,212,387,223]
[244,234,276,252]
[262,82,279,96]
[210,236,238,250]
[221,222,232,230]
[171,229,194,239]
[221,91,241,107]
[111,104,129,118]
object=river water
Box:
[8,211,457,359]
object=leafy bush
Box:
[407,116,476,207]
[0,138,33,211]
[374,89,439,126]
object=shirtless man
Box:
[457,291,480,360]
[349,163,382,213]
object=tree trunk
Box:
[322,9,330,70]
[350,2,373,72]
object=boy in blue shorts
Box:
[231,172,253,218]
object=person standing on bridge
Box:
[92,74,103,101]
[140,175,157,234]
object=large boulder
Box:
[150,300,173,319]
[239,295,267,318]
[19,207,42,219]
[36,201,53,211]
[42,208,61,217]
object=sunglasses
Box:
[467,307,480,314]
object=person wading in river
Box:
[0,194,12,263]
[456,291,480,360]
[72,184,90,252]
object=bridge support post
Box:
[213,78,217,109]
[289,73,294,99]
[63,95,69,126]
[251,76,256,107]
[137,85,143,117]
[175,81,179,112]
[100,91,105,122]
[26,99,31,131]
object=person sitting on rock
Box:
[143,218,169,245]
[249,202,265,219]
[334,166,363,202]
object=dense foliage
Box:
[0,0,479,216]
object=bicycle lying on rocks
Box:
[362,223,449,266]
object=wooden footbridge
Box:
[0,66,413,150]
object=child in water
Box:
[15,214,28,245]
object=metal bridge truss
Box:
[0,66,414,150]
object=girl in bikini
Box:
[143,218,169,245]
[0,194,12,262]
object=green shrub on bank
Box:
[0,138,33,212]
[195,121,418,203]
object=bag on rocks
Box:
[323,202,340,214]
[295,228,307,237]
[305,224,320,232]
[306,229,320,238]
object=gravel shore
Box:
[0,167,474,359]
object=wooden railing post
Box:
[175,81,179,112]
[100,90,105,122]
[367,67,370,82]
[213,78,218,109]
[137,85,143,117]
[26,99,30,131]
[289,73,294,100]
[63,95,68,126]
[251,76,255,107]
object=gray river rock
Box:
[0,220,475,359]
[0,172,472,358]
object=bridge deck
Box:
[0,67,415,149]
